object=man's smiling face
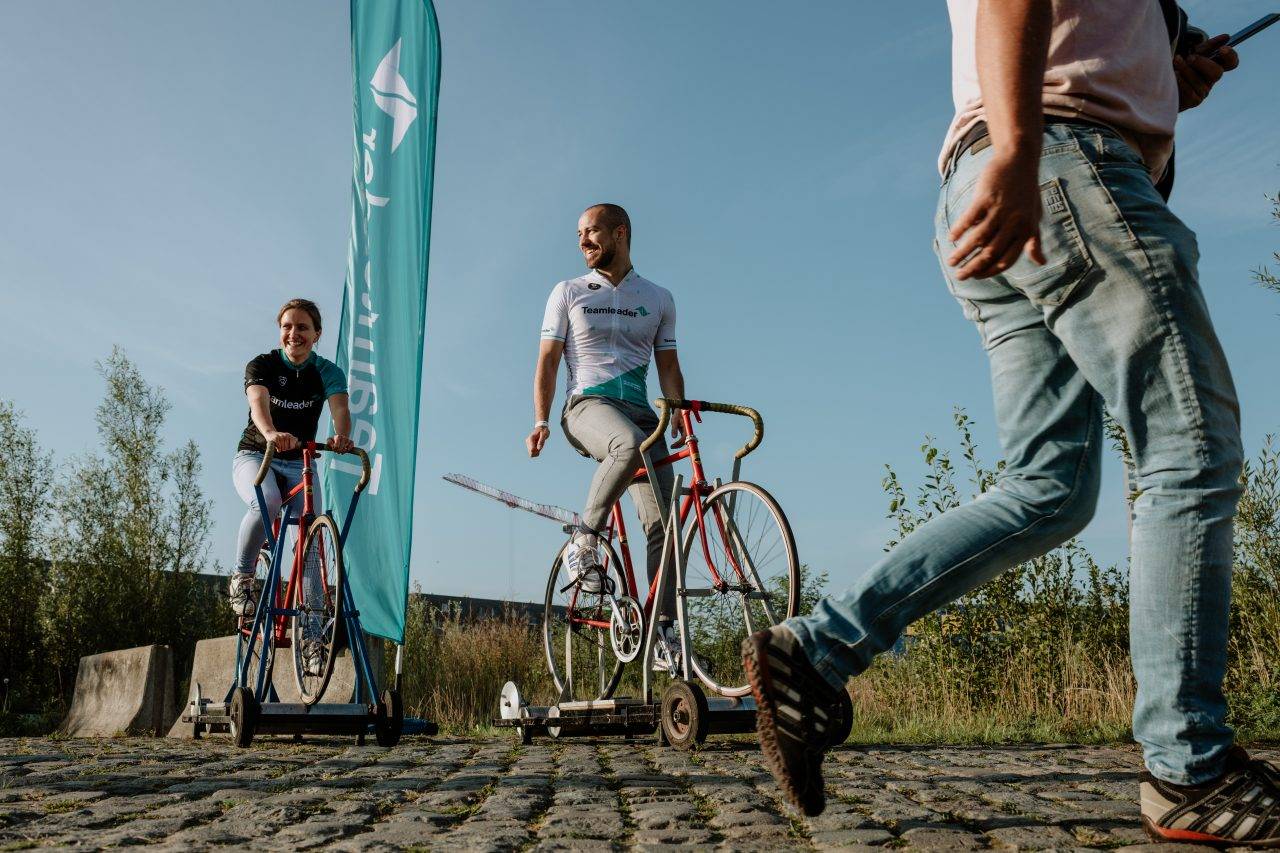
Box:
[577,207,622,270]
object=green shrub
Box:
[0,349,230,720]
[847,409,1280,743]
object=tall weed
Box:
[850,410,1280,743]
[398,594,553,732]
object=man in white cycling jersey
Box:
[526,202,688,668]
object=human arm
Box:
[247,385,298,452]
[653,291,685,445]
[947,0,1052,281]
[527,339,563,457]
[326,393,354,453]
[654,349,686,446]
[655,348,686,445]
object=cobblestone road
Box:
[2,737,1261,850]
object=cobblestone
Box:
[0,738,1273,850]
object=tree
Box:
[0,402,53,713]
[41,348,227,703]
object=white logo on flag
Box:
[370,39,418,153]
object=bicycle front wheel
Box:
[237,548,276,696]
[543,537,627,702]
[290,514,344,705]
[681,481,799,697]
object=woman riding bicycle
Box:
[228,298,353,670]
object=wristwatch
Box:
[534,420,549,429]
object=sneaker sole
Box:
[744,635,824,817]
[1142,815,1280,849]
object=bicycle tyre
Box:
[237,548,276,697]
[230,686,258,748]
[680,480,799,697]
[543,537,627,702]
[290,514,344,706]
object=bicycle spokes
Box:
[681,481,798,697]
[543,540,626,701]
[291,515,344,705]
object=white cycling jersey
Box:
[540,268,677,408]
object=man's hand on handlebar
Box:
[669,416,687,449]
[265,430,300,453]
[527,425,550,458]
[327,434,355,454]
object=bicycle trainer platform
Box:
[181,444,433,747]
[494,681,756,749]
[494,466,759,749]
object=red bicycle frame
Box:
[566,401,752,629]
[247,442,334,647]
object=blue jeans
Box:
[786,123,1243,785]
[231,450,312,574]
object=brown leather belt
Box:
[956,115,1108,159]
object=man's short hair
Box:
[587,203,631,247]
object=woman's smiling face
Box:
[279,308,320,363]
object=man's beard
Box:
[589,245,615,269]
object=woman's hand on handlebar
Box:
[327,434,355,454]
[265,431,299,453]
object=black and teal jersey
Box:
[539,269,677,407]
[238,349,347,460]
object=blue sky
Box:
[2,1,1278,606]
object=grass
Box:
[841,643,1137,745]
[396,605,1143,745]
[396,600,555,733]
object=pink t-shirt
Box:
[941,0,1179,177]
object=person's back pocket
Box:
[1003,178,1093,307]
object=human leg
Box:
[230,451,284,616]
[563,396,654,537]
[232,451,283,574]
[1027,128,1242,785]
[752,125,1244,821]
[562,396,655,592]
[747,125,1110,815]
[784,132,1110,688]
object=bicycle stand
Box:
[494,468,758,750]
[182,504,418,746]
[182,446,434,747]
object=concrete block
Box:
[60,644,176,737]
[168,633,384,738]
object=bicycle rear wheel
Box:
[543,537,627,702]
[290,514,344,705]
[681,481,798,697]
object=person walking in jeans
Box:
[743,2,1275,843]
[526,203,689,669]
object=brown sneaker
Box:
[742,625,842,817]
[1141,746,1280,847]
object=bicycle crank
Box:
[609,595,644,663]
